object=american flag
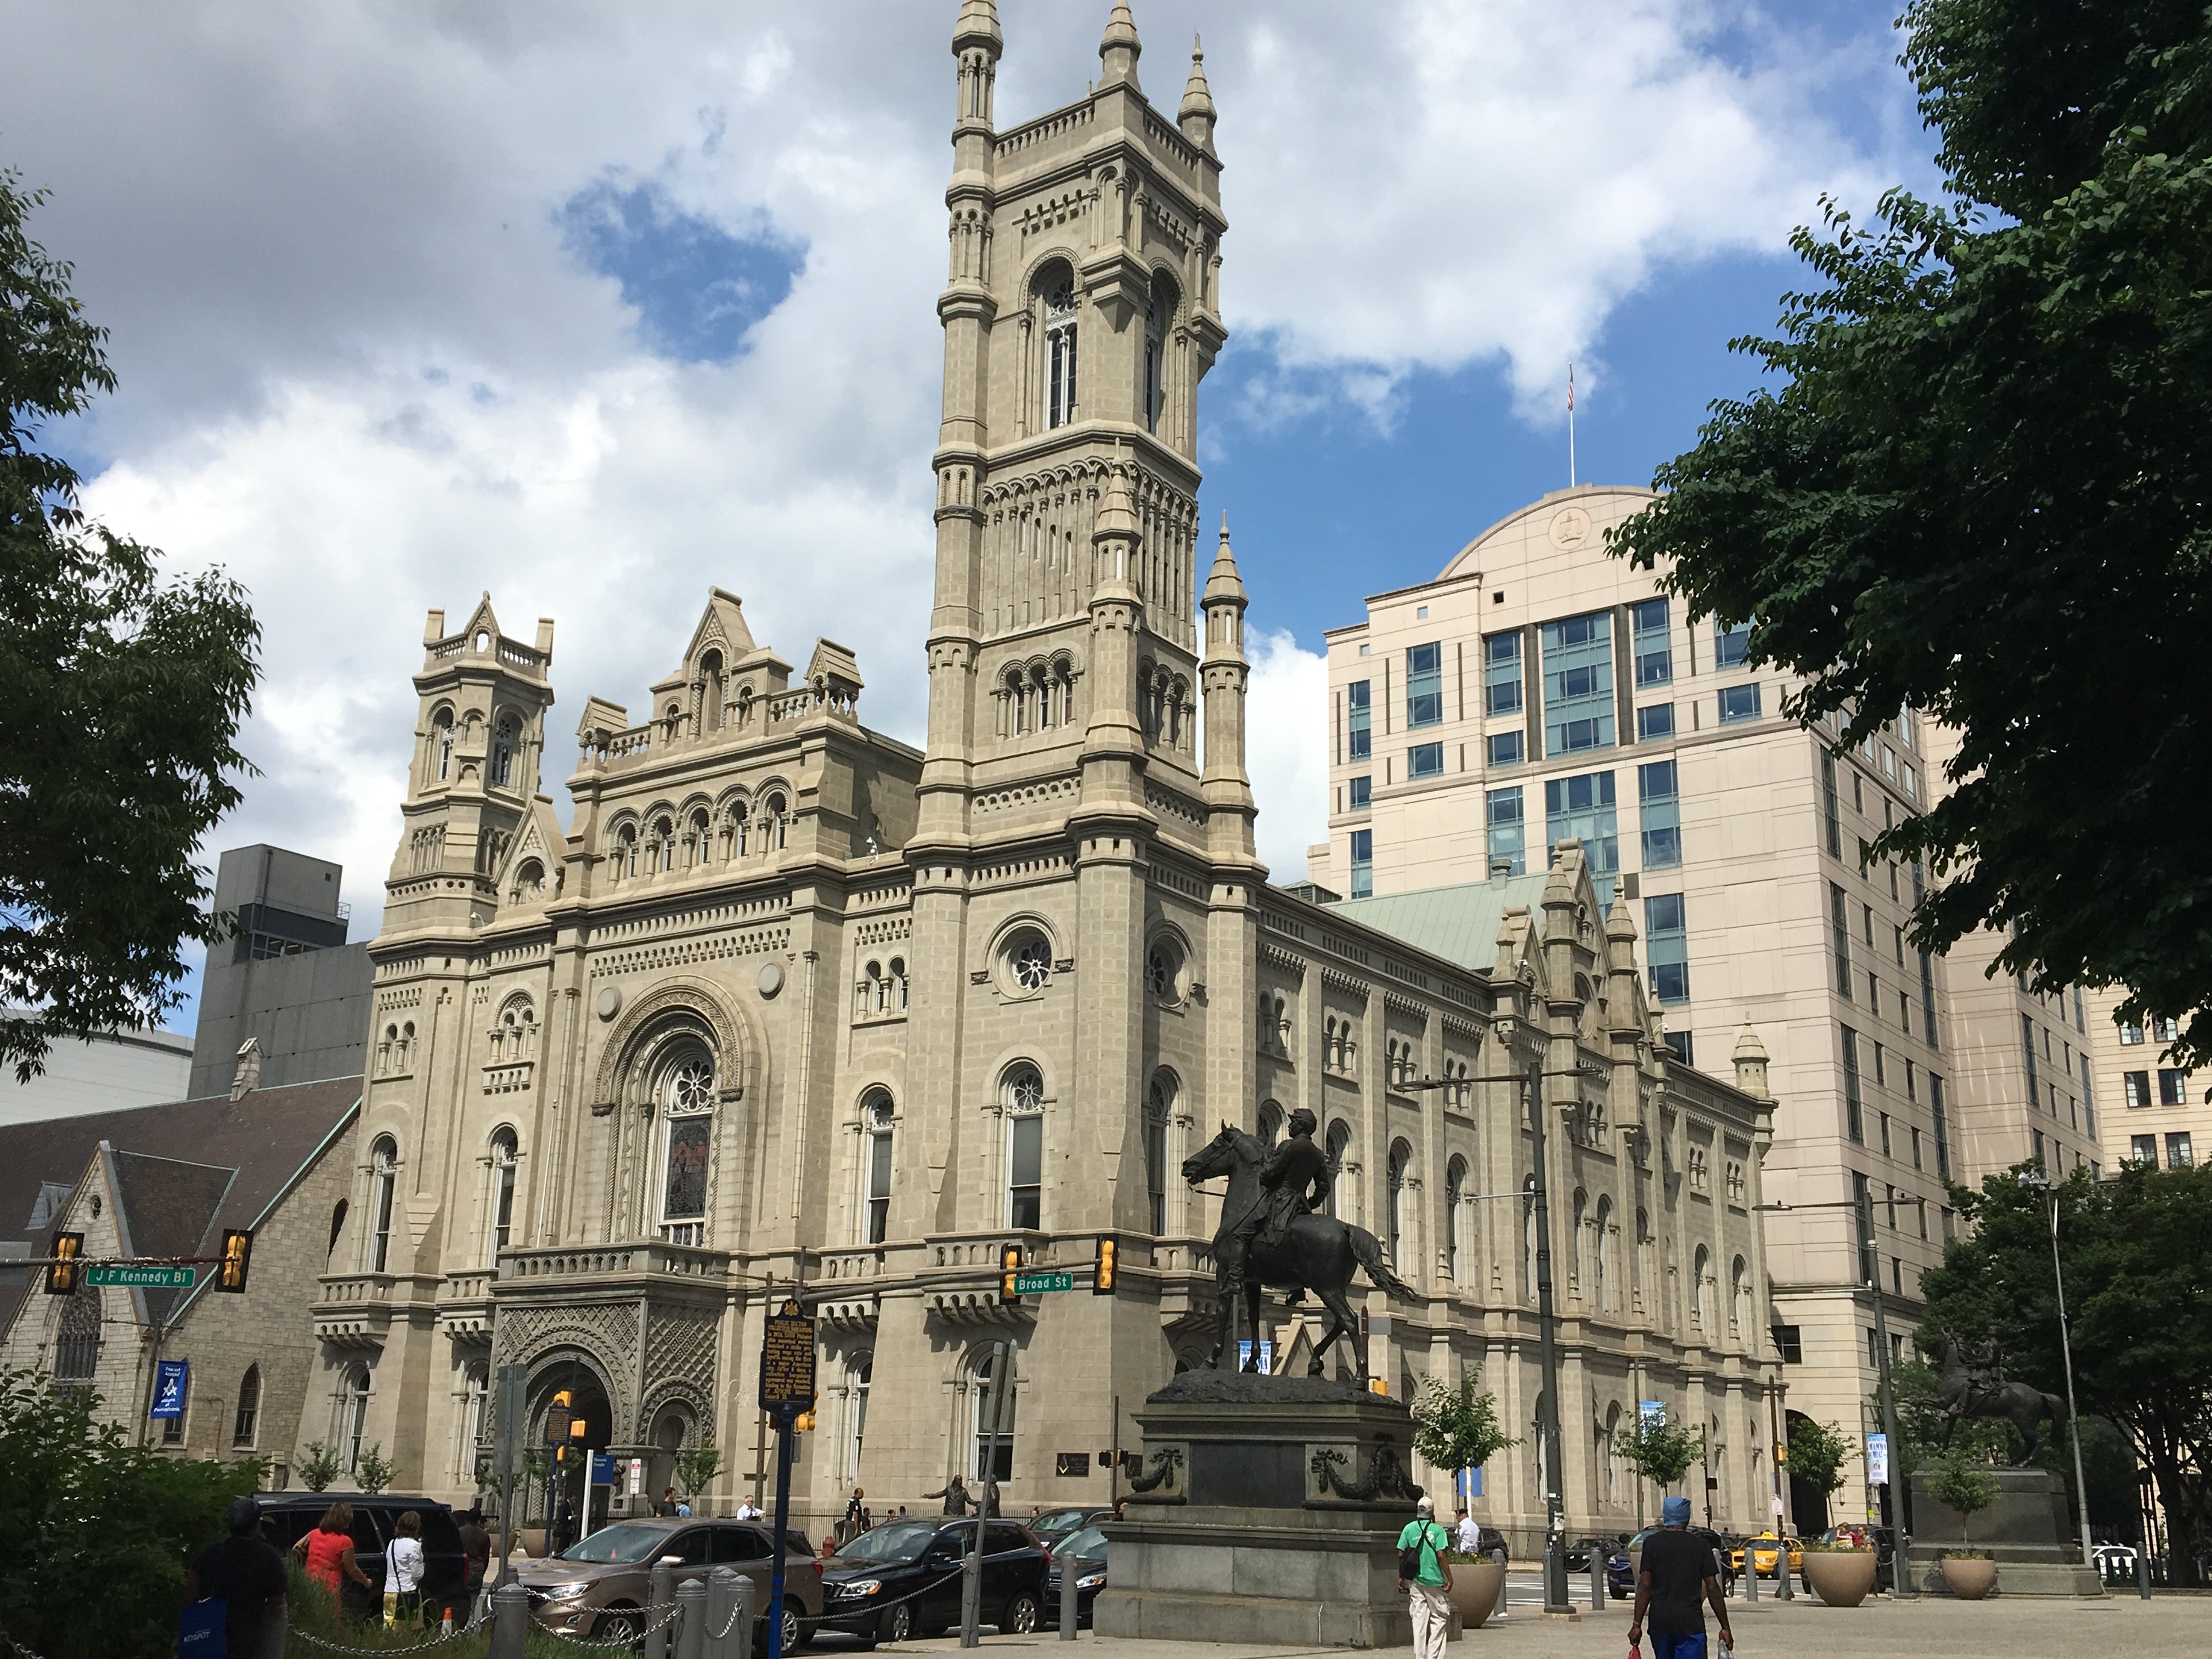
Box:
[1567,363,1576,413]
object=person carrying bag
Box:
[1396,1495,1454,1659]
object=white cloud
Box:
[7,0,1915,944]
[1244,628,1330,879]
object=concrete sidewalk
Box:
[856,1590,2207,1659]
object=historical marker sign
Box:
[759,1297,816,1415]
[88,1265,196,1289]
[1013,1271,1074,1295]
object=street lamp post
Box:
[2021,1172,2097,1571]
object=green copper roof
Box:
[1325,874,1553,973]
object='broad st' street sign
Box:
[1013,1271,1075,1294]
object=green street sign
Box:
[86,1265,197,1289]
[1013,1271,1075,1295]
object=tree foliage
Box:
[1605,3,2212,1071]
[1918,1163,2212,1583]
[1780,1417,1856,1502]
[1411,1368,1520,1480]
[674,1439,723,1498]
[1613,1410,1707,1492]
[0,1368,260,1658]
[1925,1446,2000,1554]
[0,173,259,1081]
[298,1440,342,1493]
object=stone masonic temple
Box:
[26,3,1795,1550]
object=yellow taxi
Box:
[1728,1532,1803,1578]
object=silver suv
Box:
[515,1517,822,1648]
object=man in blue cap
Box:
[1628,1496,1735,1659]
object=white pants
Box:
[1409,1581,1452,1659]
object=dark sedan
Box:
[1043,1525,1109,1626]
[1030,1507,1109,1553]
[816,1517,1047,1646]
[1607,1527,1739,1600]
[1566,1534,1627,1573]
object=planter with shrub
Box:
[1800,1543,1878,1607]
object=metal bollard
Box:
[1590,1555,1603,1611]
[2137,1544,2152,1600]
[647,1560,676,1659]
[1493,1547,1510,1621]
[732,1572,758,1659]
[1742,1557,1758,1602]
[706,1568,742,1659]
[1777,1550,1792,1601]
[1061,1546,1080,1641]
[488,1582,529,1659]
[676,1576,708,1659]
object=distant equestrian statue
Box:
[1182,1115,1419,1380]
[1933,1332,2066,1464]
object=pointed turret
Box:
[1098,1,1142,91]
[1732,1024,1773,1101]
[1180,34,1218,151]
[952,0,1002,56]
[1080,465,1149,807]
[1200,514,1259,866]
[1201,510,1247,610]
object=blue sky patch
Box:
[557,178,804,363]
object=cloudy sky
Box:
[0,0,1932,1030]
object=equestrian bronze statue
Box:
[1182,1109,1418,1380]
[1933,1331,2065,1464]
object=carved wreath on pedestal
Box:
[1311,1438,1422,1503]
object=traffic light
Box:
[215,1228,253,1293]
[795,1391,820,1434]
[999,1244,1023,1305]
[44,1232,84,1295]
[1092,1236,1118,1296]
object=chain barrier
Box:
[292,1623,477,1655]
[0,1628,52,1659]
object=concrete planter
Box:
[1942,1556,1997,1600]
[1445,1561,1506,1629]
[1803,1551,1877,1607]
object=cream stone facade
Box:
[1306,485,2098,1527]
[287,5,1784,1554]
[2084,985,2202,1173]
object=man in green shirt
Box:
[1396,1495,1454,1659]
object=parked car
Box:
[1030,1507,1110,1552]
[1043,1524,1110,1626]
[1728,1531,1803,1578]
[1608,1528,1739,1600]
[512,1517,821,1649]
[255,1493,467,1622]
[1566,1534,1627,1573]
[816,1517,1048,1646]
[2094,1544,2138,1584]
[1454,1525,1510,1560]
[1812,1525,1895,1592]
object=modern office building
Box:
[0,1012,193,1128]
[1308,483,2101,1521]
[2084,985,2202,1173]
[187,845,374,1100]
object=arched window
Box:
[456,1361,489,1482]
[614,825,636,881]
[700,650,725,732]
[1730,1255,1751,1336]
[1145,1073,1175,1235]
[1692,1245,1711,1327]
[1594,1196,1615,1312]
[233,1364,262,1448]
[763,794,789,851]
[1142,282,1166,432]
[431,708,454,783]
[511,859,546,902]
[688,810,710,868]
[1523,1173,1538,1302]
[1145,935,1184,1005]
[1444,1156,1468,1283]
[862,1089,895,1245]
[1042,269,1078,428]
[889,957,909,1011]
[343,1365,372,1471]
[970,1347,1017,1481]
[652,817,675,873]
[850,1356,874,1476]
[659,1046,715,1246]
[1004,1064,1045,1230]
[488,1128,519,1266]
[491,713,517,788]
[858,960,882,1018]
[1571,1190,1589,1297]
[54,1285,101,1382]
[1386,1140,1412,1269]
[1324,1120,1352,1218]
[327,1198,348,1262]
[729,800,749,859]
[368,1137,398,1272]
[1257,1099,1283,1150]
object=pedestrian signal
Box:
[1092,1236,1117,1295]
[1000,1243,1023,1304]
[215,1228,253,1293]
[44,1232,84,1295]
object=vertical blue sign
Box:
[151,1359,189,1420]
[1456,1465,1485,1503]
[1237,1340,1274,1374]
[590,1452,617,1486]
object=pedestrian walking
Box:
[185,1496,289,1659]
[655,1486,681,1517]
[456,1506,492,1618]
[842,1486,870,1543]
[1629,1497,1737,1659]
[291,1502,375,1615]
[1396,1496,1454,1659]
[386,1511,427,1626]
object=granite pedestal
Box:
[1092,1373,1455,1648]
[1905,1464,2103,1596]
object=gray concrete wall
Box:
[189,942,374,1098]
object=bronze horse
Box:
[1934,1333,2066,1465]
[1182,1122,1419,1379]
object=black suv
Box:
[817,1518,1047,1645]
[1607,1527,1739,1600]
[253,1493,467,1621]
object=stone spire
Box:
[1098,0,1142,91]
[952,0,1002,133]
[1201,514,1258,864]
[1732,1024,1773,1101]
[1080,465,1148,806]
[1179,34,1218,151]
[952,0,1002,55]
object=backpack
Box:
[1399,1521,1438,1581]
[177,1596,228,1659]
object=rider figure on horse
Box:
[1221,1107,1331,1308]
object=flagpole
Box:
[1567,363,1577,488]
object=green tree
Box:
[298,1440,342,1493]
[355,1442,394,1496]
[1925,1446,2000,1555]
[1918,1163,2212,1583]
[1410,1369,1521,1517]
[0,173,259,1082]
[0,1368,260,1658]
[1605,4,2212,1069]
[1614,1409,1707,1524]
[674,1439,723,1499]
[1780,1418,1857,1516]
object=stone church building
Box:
[294,1,1784,1549]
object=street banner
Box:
[151,1359,189,1419]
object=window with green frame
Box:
[1541,612,1614,757]
[1486,787,1525,877]
[1406,642,1443,729]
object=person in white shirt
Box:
[1456,1510,1481,1554]
[386,1511,427,1626]
[735,1498,763,1521]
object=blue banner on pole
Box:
[151,1359,189,1420]
[590,1452,617,1487]
[1456,1465,1485,1503]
